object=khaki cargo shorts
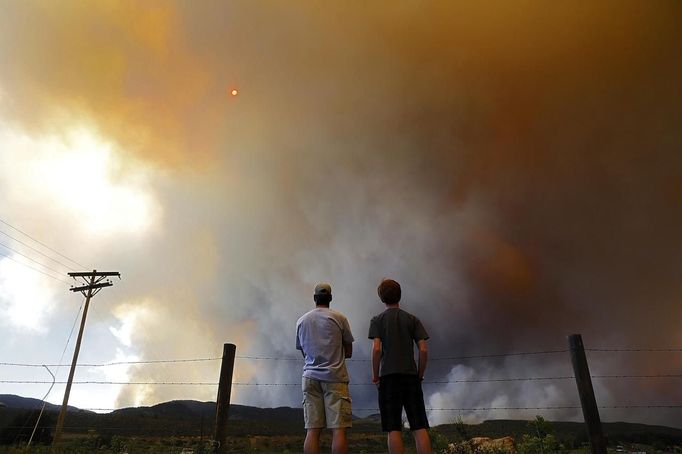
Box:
[302,377,352,429]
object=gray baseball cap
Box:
[314,283,332,296]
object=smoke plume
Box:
[1,1,681,426]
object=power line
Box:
[0,250,71,285]
[0,217,87,269]
[54,300,86,380]
[0,229,77,272]
[0,240,70,276]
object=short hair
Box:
[377,279,401,305]
[314,294,332,306]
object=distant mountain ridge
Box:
[99,399,303,422]
[0,395,79,412]
[2,394,681,445]
[0,395,300,421]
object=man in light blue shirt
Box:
[296,283,354,454]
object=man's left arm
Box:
[296,323,305,358]
[344,342,353,358]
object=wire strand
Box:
[1,345,675,369]
[0,250,72,285]
[233,349,571,362]
[0,229,77,271]
[54,300,85,381]
[0,240,70,276]
[0,217,87,269]
[3,347,682,368]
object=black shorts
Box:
[378,374,429,432]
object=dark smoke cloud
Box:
[1,1,681,426]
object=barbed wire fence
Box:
[2,343,681,453]
[3,346,681,398]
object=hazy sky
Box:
[1,1,681,427]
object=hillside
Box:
[0,395,78,412]
[2,394,681,447]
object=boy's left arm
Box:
[371,338,382,384]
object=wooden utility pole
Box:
[214,343,236,454]
[568,334,607,454]
[53,270,120,445]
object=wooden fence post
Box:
[568,334,607,454]
[214,343,236,454]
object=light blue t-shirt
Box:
[296,307,354,382]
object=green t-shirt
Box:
[368,307,429,377]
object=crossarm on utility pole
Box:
[68,271,120,278]
[70,282,112,292]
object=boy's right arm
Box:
[417,339,428,380]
